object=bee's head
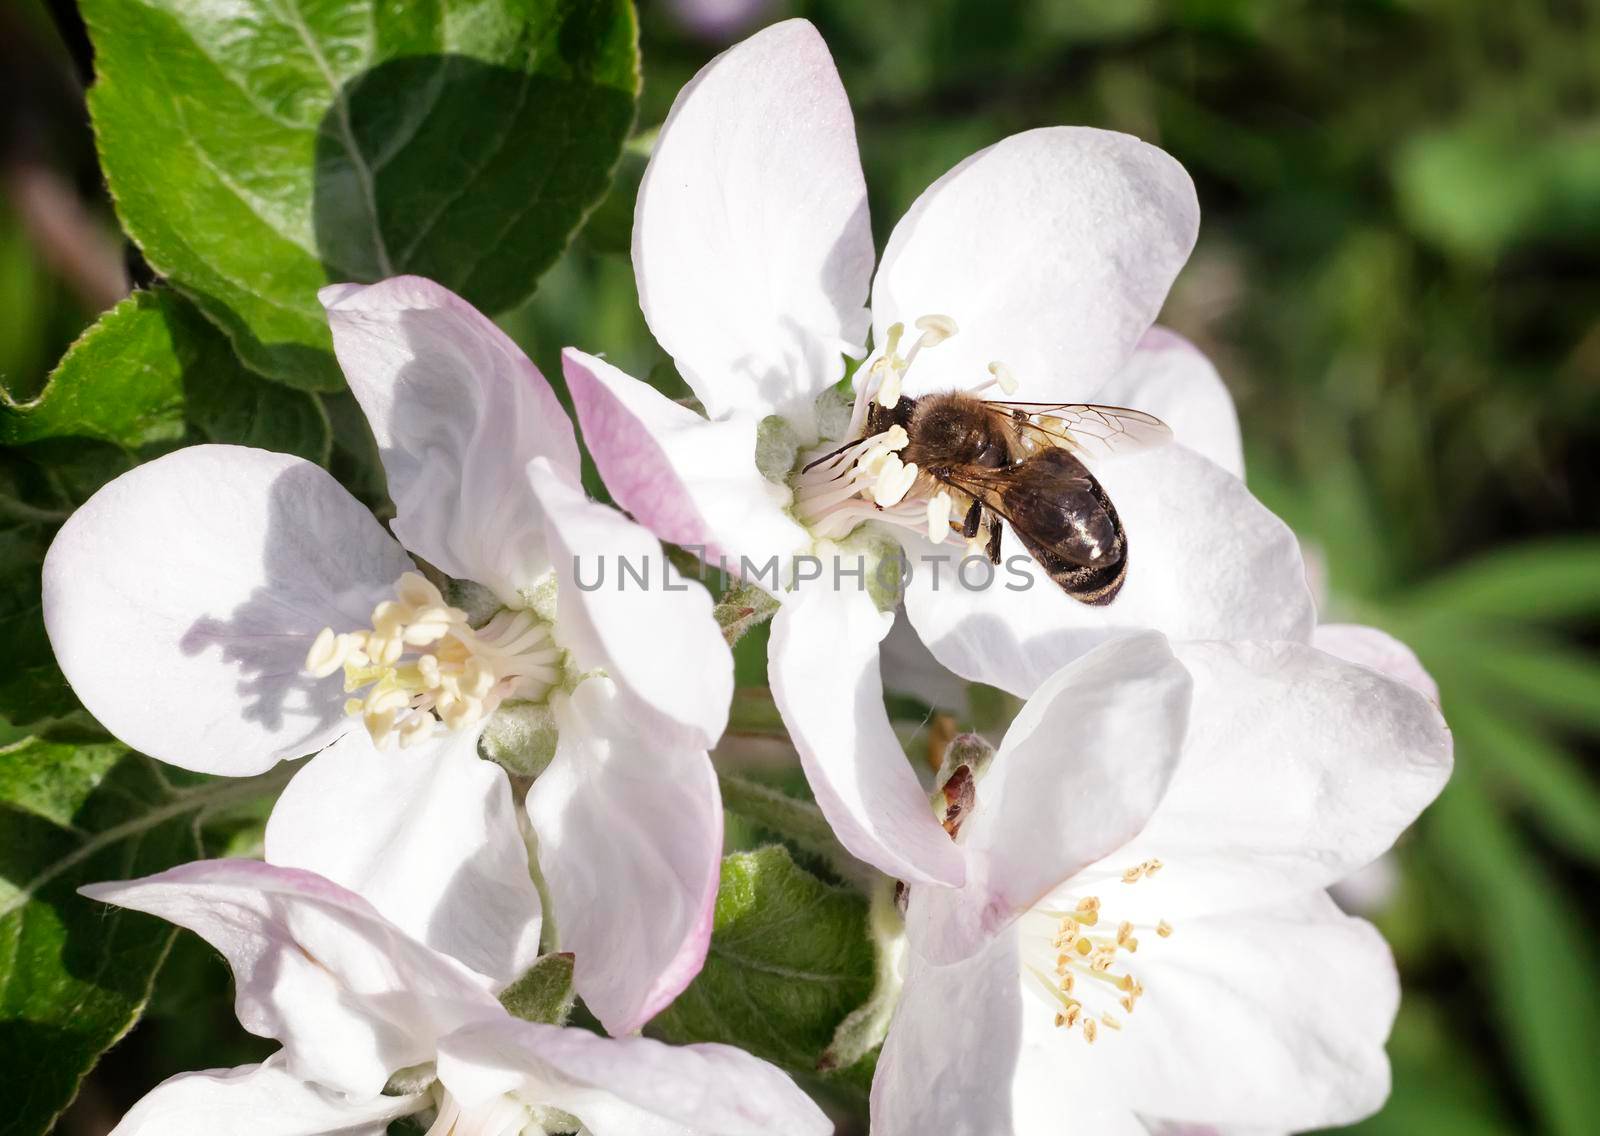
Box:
[864,394,916,438]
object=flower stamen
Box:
[1021,868,1172,1044]
[307,572,563,748]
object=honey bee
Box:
[868,392,1171,605]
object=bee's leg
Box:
[961,498,983,540]
[985,516,1003,564]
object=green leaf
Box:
[579,129,652,255]
[0,517,78,731]
[1401,540,1600,621]
[649,846,877,1083]
[1,289,329,464]
[82,0,640,391]
[1424,767,1600,1136]
[0,739,291,1136]
[1443,696,1600,865]
[498,952,576,1025]
[1461,633,1600,736]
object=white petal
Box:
[264,730,541,989]
[527,681,723,1035]
[322,276,581,603]
[80,860,504,1098]
[904,445,1315,698]
[531,460,732,749]
[1110,640,1452,921]
[108,1056,422,1136]
[871,931,1026,1136]
[1095,327,1244,478]
[42,445,411,775]
[633,19,874,421]
[906,633,1189,964]
[437,1019,832,1136]
[768,586,966,887]
[1093,892,1397,1131]
[1313,622,1440,702]
[874,127,1198,401]
[563,348,809,569]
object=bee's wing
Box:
[985,401,1172,460]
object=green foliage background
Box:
[1,0,1597,1133]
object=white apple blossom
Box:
[871,631,1452,1135]
[81,860,830,1136]
[560,19,1315,888]
[41,276,731,1033]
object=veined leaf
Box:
[82,0,640,391]
[0,739,292,1136]
[648,845,876,1085]
[1,289,328,463]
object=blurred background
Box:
[4,1,1598,1133]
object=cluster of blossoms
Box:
[42,18,1450,1136]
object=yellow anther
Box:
[926,491,953,542]
[876,367,904,410]
[309,574,562,749]
[987,360,1018,394]
[371,600,406,636]
[1100,1012,1122,1031]
[1157,921,1173,939]
[1122,865,1144,884]
[398,713,433,748]
[394,571,443,608]
[305,627,344,678]
[914,313,958,344]
[1075,938,1092,957]
[1083,1018,1098,1044]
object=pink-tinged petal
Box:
[769,586,966,887]
[1109,640,1452,922]
[530,459,732,748]
[43,445,411,775]
[871,931,1026,1136]
[437,1019,832,1136]
[633,19,874,421]
[322,276,580,604]
[874,127,1198,401]
[80,860,504,1098]
[1092,892,1396,1131]
[906,633,1189,964]
[904,445,1315,698]
[1094,327,1244,478]
[563,349,808,571]
[527,681,723,1035]
[264,730,541,989]
[1314,622,1440,703]
[107,1056,422,1136]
